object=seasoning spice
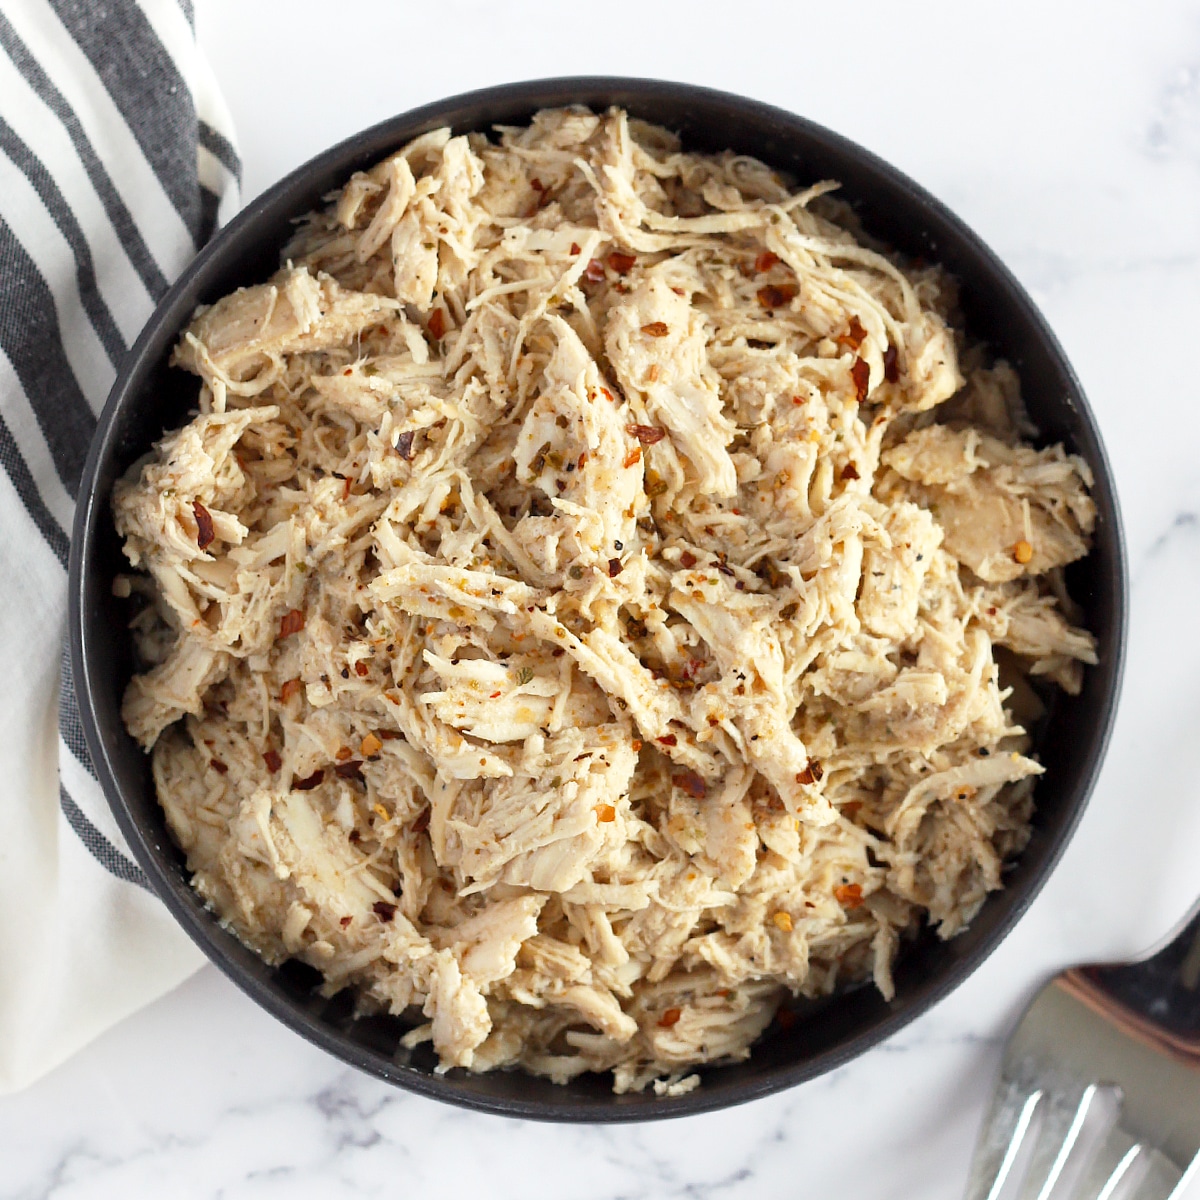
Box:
[834,883,864,909]
[673,769,706,798]
[640,321,669,337]
[850,356,870,401]
[657,1006,682,1027]
[1012,540,1034,564]
[292,768,324,791]
[594,803,616,823]
[262,749,282,773]
[607,251,636,274]
[278,609,305,638]
[626,423,666,444]
[192,500,215,550]
[795,758,824,785]
[372,900,397,922]
[757,283,798,308]
[427,308,447,339]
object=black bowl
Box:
[69,77,1127,1121]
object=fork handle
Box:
[1082,898,1200,1043]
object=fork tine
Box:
[1034,1085,1100,1200]
[964,1083,1046,1200]
[1165,1151,1200,1200]
[1094,1144,1142,1200]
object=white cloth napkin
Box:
[0,0,240,1092]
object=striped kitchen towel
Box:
[0,0,239,1091]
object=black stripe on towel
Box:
[0,10,170,300]
[0,412,70,568]
[198,120,241,182]
[58,647,98,780]
[48,0,206,246]
[60,786,151,889]
[0,216,97,496]
[0,116,126,370]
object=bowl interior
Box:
[70,77,1126,1121]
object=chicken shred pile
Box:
[114,107,1097,1094]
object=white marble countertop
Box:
[6,1,1200,1196]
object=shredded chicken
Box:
[114,107,1097,1093]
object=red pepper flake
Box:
[607,250,636,274]
[342,475,353,501]
[209,757,228,774]
[348,829,362,844]
[834,883,864,909]
[427,308,446,340]
[657,734,678,747]
[755,250,780,273]
[395,429,416,460]
[640,321,669,337]
[657,1007,682,1028]
[569,241,581,255]
[530,177,545,192]
[791,395,804,406]
[883,344,900,383]
[334,759,364,780]
[263,749,282,773]
[626,423,666,444]
[336,745,353,762]
[339,916,352,928]
[841,462,860,481]
[775,1006,797,1031]
[795,758,824,785]
[850,356,870,401]
[679,550,697,568]
[354,661,370,677]
[631,739,642,752]
[673,770,707,799]
[292,768,324,791]
[577,451,588,469]
[279,677,303,703]
[192,500,215,550]
[489,690,502,699]
[372,900,397,922]
[623,446,642,468]
[608,558,623,577]
[600,386,616,403]
[837,315,867,351]
[279,609,305,639]
[342,367,353,376]
[757,283,797,308]
[583,258,606,284]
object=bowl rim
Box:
[69,74,1129,1122]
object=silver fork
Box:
[965,898,1200,1200]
